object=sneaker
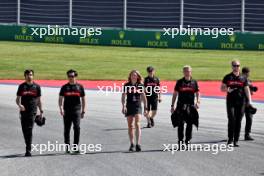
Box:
[136,144,141,152]
[129,144,135,152]
[25,151,32,157]
[150,118,155,127]
[146,123,152,128]
[245,134,254,141]
[72,150,81,155]
[233,141,239,147]
[227,139,233,146]
[185,141,191,150]
[178,140,184,150]
[65,148,71,154]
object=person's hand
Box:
[158,98,162,103]
[144,109,148,117]
[39,111,43,118]
[227,87,236,93]
[195,102,200,109]
[60,109,64,116]
[81,112,85,119]
[122,107,127,115]
[170,106,175,114]
[19,105,25,112]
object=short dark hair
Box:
[146,66,154,72]
[67,69,78,77]
[242,67,250,74]
[24,69,34,77]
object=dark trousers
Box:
[20,112,36,152]
[178,121,193,142]
[245,107,253,135]
[177,106,193,142]
[63,111,81,145]
[226,102,245,142]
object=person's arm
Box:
[158,79,162,103]
[121,92,126,114]
[195,81,200,109]
[81,96,86,118]
[37,96,43,116]
[171,90,178,113]
[195,91,201,109]
[141,92,148,117]
[16,96,25,111]
[58,96,64,116]
[244,86,252,105]
[221,83,228,92]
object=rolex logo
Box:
[155,32,161,40]
[119,31,125,39]
[190,35,196,42]
[229,35,236,43]
[21,27,27,34]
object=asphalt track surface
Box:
[0,84,263,176]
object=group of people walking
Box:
[16,60,257,156]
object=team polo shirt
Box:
[17,82,41,113]
[174,77,199,105]
[59,83,85,111]
[222,72,248,103]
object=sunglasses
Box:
[68,75,75,78]
[232,65,240,67]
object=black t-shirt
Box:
[222,72,248,102]
[17,82,41,113]
[59,83,85,111]
[123,82,144,107]
[144,76,160,98]
[174,77,199,105]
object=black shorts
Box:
[147,97,158,111]
[126,104,142,117]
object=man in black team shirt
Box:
[144,66,161,128]
[59,69,86,154]
[16,69,43,157]
[221,60,253,147]
[171,65,200,146]
[242,67,257,141]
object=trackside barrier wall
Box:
[0,25,264,50]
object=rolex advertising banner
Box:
[0,25,263,50]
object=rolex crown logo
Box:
[155,32,161,40]
[229,35,236,43]
[190,35,196,42]
[21,27,27,34]
[119,31,125,39]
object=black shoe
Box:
[136,144,141,152]
[227,139,233,146]
[25,151,32,157]
[233,141,239,147]
[185,141,191,150]
[178,141,184,150]
[65,146,71,154]
[72,150,81,155]
[150,118,154,127]
[245,134,254,141]
[146,123,152,128]
[129,144,135,152]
